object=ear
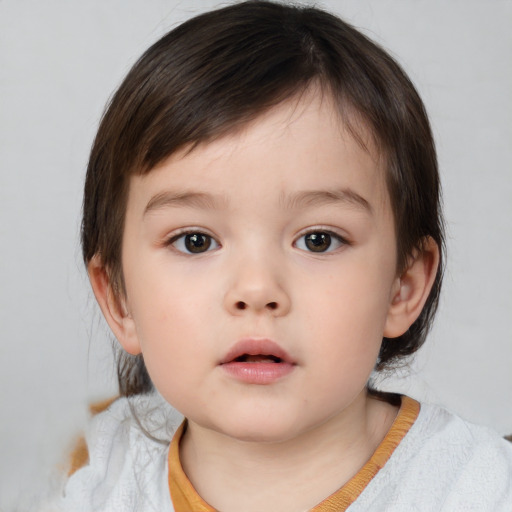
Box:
[87,255,142,355]
[384,237,440,338]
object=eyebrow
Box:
[143,191,227,216]
[143,187,372,216]
[280,188,373,214]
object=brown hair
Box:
[81,0,445,396]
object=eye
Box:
[170,232,219,254]
[295,230,346,253]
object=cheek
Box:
[125,265,220,387]
[297,257,394,378]
[301,257,394,330]
[131,301,204,410]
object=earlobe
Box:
[87,255,142,355]
[384,237,440,338]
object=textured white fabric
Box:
[43,393,181,512]
[348,401,512,511]
[43,393,512,511]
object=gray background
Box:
[1,1,511,509]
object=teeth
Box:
[235,354,281,363]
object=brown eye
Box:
[304,232,332,252]
[184,233,211,253]
[295,230,345,253]
[171,232,218,254]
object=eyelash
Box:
[166,229,220,255]
[294,228,349,254]
[165,227,350,255]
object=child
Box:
[52,1,512,510]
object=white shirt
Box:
[42,392,512,511]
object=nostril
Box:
[233,300,279,311]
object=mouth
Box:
[220,338,294,365]
[219,338,295,384]
[233,354,283,363]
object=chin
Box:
[213,414,306,444]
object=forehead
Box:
[127,91,390,217]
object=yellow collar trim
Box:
[168,396,420,512]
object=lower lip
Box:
[220,362,295,384]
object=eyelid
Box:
[166,227,216,242]
[294,225,349,241]
[165,228,221,254]
[293,226,350,253]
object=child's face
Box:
[119,92,401,442]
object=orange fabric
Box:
[168,422,215,512]
[68,396,119,476]
[88,396,118,416]
[67,436,89,476]
[168,396,420,512]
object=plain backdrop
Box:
[1,0,511,509]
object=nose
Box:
[223,256,291,317]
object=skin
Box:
[90,90,439,511]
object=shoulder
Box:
[353,398,512,511]
[46,392,182,512]
[414,401,512,468]
[415,402,512,506]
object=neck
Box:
[179,393,398,512]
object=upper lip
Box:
[220,338,294,364]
